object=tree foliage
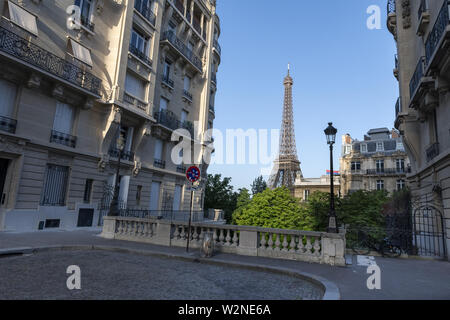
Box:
[251,176,268,195]
[204,174,237,223]
[233,187,315,231]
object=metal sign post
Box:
[185,166,201,253]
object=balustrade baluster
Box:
[180,226,186,240]
[225,229,231,246]
[268,233,274,249]
[232,230,238,247]
[260,232,267,248]
[313,237,321,256]
[274,234,281,251]
[289,236,297,253]
[219,229,225,244]
[174,225,180,239]
[298,236,305,253]
[305,237,313,254]
[282,235,289,252]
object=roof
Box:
[367,128,390,135]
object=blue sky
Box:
[208,0,398,190]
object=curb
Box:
[1,244,340,300]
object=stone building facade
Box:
[0,0,220,231]
[340,128,410,196]
[294,175,340,202]
[388,0,449,259]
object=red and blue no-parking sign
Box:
[186,166,201,183]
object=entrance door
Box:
[0,159,9,205]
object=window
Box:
[154,139,163,160]
[130,28,149,56]
[159,97,168,111]
[208,121,213,130]
[304,190,310,202]
[361,144,367,153]
[40,164,69,206]
[351,161,361,172]
[173,184,182,211]
[376,142,384,152]
[397,179,406,191]
[396,159,405,172]
[74,0,94,26]
[397,142,404,150]
[0,78,17,118]
[344,145,351,154]
[376,160,384,173]
[163,60,171,78]
[125,72,147,101]
[181,110,188,124]
[187,41,194,53]
[136,185,142,206]
[168,21,177,34]
[68,39,93,66]
[53,102,75,135]
[7,1,38,35]
[184,76,191,92]
[135,0,150,12]
[83,179,93,203]
[376,180,384,191]
[150,181,161,210]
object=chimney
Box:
[391,128,399,138]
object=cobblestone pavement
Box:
[0,250,323,300]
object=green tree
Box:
[204,174,237,223]
[251,176,267,195]
[234,187,314,231]
[232,188,251,224]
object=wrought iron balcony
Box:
[0,115,17,134]
[160,31,203,71]
[161,74,174,88]
[154,159,166,169]
[366,168,409,175]
[387,0,396,14]
[426,143,439,162]
[123,92,147,111]
[134,0,157,26]
[50,130,77,148]
[209,104,215,113]
[108,147,135,162]
[425,0,450,65]
[153,109,194,137]
[183,90,193,101]
[129,45,153,67]
[213,39,221,55]
[0,27,102,96]
[409,56,425,99]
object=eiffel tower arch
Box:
[268,66,302,190]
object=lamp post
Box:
[108,127,125,217]
[324,122,338,233]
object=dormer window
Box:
[361,143,367,153]
[376,142,384,152]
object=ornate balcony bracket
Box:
[52,84,65,100]
[82,98,94,110]
[133,160,142,177]
[98,154,110,172]
[417,11,431,36]
[27,73,41,89]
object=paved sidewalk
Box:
[0,230,449,300]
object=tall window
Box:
[53,102,75,135]
[150,181,161,210]
[7,1,38,35]
[361,144,367,153]
[163,60,171,79]
[83,179,93,203]
[396,159,405,172]
[304,189,310,202]
[168,21,177,34]
[181,110,188,124]
[125,72,147,101]
[154,139,163,161]
[397,179,406,191]
[159,97,168,111]
[40,164,69,206]
[351,161,361,172]
[173,185,182,211]
[376,160,384,173]
[376,180,384,191]
[130,28,149,56]
[0,78,17,119]
[75,0,93,21]
[184,76,191,92]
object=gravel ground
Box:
[0,250,324,300]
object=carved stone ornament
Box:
[0,137,24,154]
[98,153,110,172]
[83,99,94,110]
[143,121,152,136]
[133,161,142,177]
[113,106,122,124]
[52,84,65,100]
[402,0,411,29]
[96,0,104,14]
[27,73,41,89]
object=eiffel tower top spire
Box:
[268,66,302,190]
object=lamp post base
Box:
[327,216,338,233]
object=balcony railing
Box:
[183,90,193,101]
[160,31,203,71]
[161,74,174,88]
[153,109,194,137]
[426,143,439,162]
[425,0,450,65]
[80,15,95,32]
[409,56,425,99]
[211,72,217,84]
[134,0,157,26]
[174,0,185,15]
[176,165,186,173]
[109,147,135,162]
[366,168,410,175]
[387,0,396,14]
[50,130,77,148]
[213,39,221,55]
[129,45,153,67]
[154,159,166,169]
[0,27,102,96]
[123,92,147,111]
[193,17,202,35]
[0,115,17,134]
[209,104,215,113]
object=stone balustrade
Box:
[101,216,346,266]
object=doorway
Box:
[0,159,10,205]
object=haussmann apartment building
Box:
[0,0,221,231]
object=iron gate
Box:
[413,205,446,259]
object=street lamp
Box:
[108,128,125,217]
[324,122,338,233]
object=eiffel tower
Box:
[268,66,302,190]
